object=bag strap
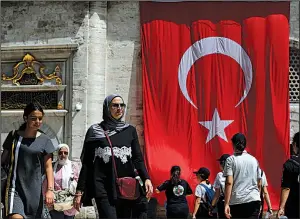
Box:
[104,132,119,179]
[260,170,264,198]
[200,183,209,190]
[199,184,212,203]
[219,183,224,196]
[2,130,16,166]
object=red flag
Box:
[140,2,290,210]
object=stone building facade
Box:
[1,1,299,218]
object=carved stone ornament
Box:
[2,53,62,86]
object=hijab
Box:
[54,143,73,189]
[80,94,129,161]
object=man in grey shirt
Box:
[223,133,262,218]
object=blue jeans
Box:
[50,210,74,219]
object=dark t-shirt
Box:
[281,155,299,218]
[157,179,192,205]
[77,125,150,198]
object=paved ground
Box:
[75,206,97,219]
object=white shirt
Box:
[195,183,213,203]
[223,151,262,205]
[213,172,226,196]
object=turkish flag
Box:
[140,2,290,210]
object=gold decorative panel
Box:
[2,53,62,86]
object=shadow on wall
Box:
[128,42,145,154]
[1,1,88,44]
[105,2,145,152]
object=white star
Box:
[199,108,234,143]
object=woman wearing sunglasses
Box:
[74,94,153,219]
[42,143,79,219]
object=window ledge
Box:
[1,85,67,92]
[1,109,68,117]
[1,44,78,61]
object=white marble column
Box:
[87,1,107,126]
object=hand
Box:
[145,179,153,198]
[45,190,54,207]
[73,195,82,212]
[277,208,284,218]
[209,206,215,216]
[225,204,231,219]
[267,208,273,215]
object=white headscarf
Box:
[54,143,73,189]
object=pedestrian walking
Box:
[223,133,261,219]
[156,166,193,218]
[211,154,230,218]
[73,94,153,219]
[1,102,56,219]
[192,167,215,219]
[277,132,299,219]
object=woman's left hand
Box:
[45,190,54,207]
[145,179,153,198]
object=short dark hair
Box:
[231,133,247,152]
[293,132,299,149]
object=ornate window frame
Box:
[1,44,77,149]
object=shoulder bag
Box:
[1,130,17,203]
[104,132,140,200]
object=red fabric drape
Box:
[141,2,290,210]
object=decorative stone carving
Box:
[2,53,62,86]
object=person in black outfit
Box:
[211,154,230,218]
[156,166,193,218]
[73,94,153,219]
[277,132,299,219]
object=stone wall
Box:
[1,1,91,158]
[106,1,145,152]
[1,1,299,218]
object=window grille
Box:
[289,47,299,103]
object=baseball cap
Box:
[193,167,210,179]
[217,154,231,162]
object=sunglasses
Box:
[111,103,126,109]
[59,151,68,155]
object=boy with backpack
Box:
[192,167,216,219]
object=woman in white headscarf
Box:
[43,143,79,219]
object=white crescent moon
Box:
[178,37,253,109]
